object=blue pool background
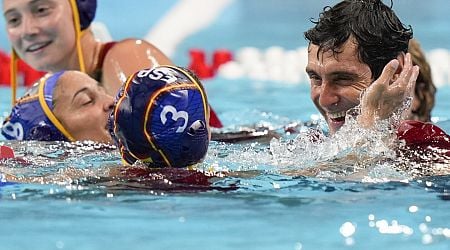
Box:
[1,1,450,250]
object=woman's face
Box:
[52,71,114,143]
[3,0,77,72]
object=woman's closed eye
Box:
[82,97,94,106]
[78,96,93,107]
[73,91,95,107]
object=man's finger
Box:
[376,59,399,86]
[406,65,419,97]
[395,53,413,88]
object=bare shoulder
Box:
[105,38,172,65]
[101,38,173,95]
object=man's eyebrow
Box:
[305,68,317,75]
[329,71,359,78]
[72,87,89,104]
[3,8,16,17]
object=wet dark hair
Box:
[304,0,413,79]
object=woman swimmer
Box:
[2,70,113,142]
[1,65,211,169]
[2,0,171,96]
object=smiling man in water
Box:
[304,0,418,134]
[304,0,450,167]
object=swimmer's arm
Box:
[101,38,173,96]
[358,53,419,128]
[1,172,21,182]
[2,172,51,184]
[1,166,115,185]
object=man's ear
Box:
[392,52,406,82]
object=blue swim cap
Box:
[75,0,97,30]
[1,72,74,141]
[109,66,210,168]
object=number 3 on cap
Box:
[160,105,188,133]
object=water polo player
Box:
[3,0,169,96]
[2,65,211,168]
[109,65,210,168]
[1,71,114,143]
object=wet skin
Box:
[306,39,373,134]
[52,71,114,143]
[3,0,79,72]
[306,39,419,134]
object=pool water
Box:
[1,1,450,249]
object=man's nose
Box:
[318,81,339,109]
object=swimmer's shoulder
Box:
[103,38,173,66]
[100,38,173,95]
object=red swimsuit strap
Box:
[97,42,117,70]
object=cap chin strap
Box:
[167,66,210,122]
[69,0,86,73]
[10,50,18,107]
[38,76,75,141]
[113,73,165,167]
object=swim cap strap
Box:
[113,73,165,166]
[69,0,86,73]
[10,49,18,107]
[165,66,210,121]
[38,75,75,141]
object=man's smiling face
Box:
[306,38,373,134]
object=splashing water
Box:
[269,115,403,180]
[200,96,450,182]
[0,140,118,185]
